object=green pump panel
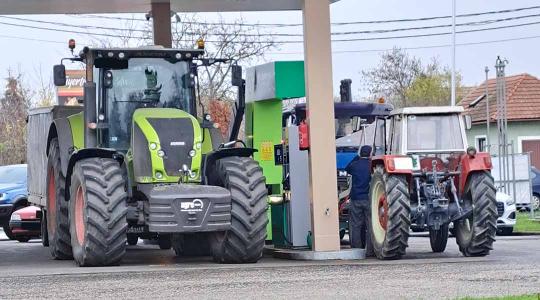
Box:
[245,61,306,244]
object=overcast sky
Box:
[0,0,539,101]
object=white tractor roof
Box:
[391,106,464,116]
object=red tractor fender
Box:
[458,152,493,193]
[371,155,414,176]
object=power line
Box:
[4,13,540,37]
[268,34,540,55]
[71,5,540,27]
[1,18,540,44]
[2,32,540,54]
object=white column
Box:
[302,0,340,251]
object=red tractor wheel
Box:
[369,166,410,260]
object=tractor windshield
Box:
[102,58,193,150]
[406,114,465,152]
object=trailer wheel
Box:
[41,210,49,247]
[455,171,497,257]
[369,166,410,260]
[46,138,72,259]
[429,224,449,253]
[209,157,268,264]
[69,158,128,267]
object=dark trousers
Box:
[349,200,372,253]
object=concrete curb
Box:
[265,246,365,260]
[512,232,540,236]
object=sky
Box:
[0,0,539,101]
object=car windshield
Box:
[406,114,464,152]
[103,58,193,150]
[0,166,26,184]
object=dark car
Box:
[531,167,540,211]
[0,164,28,240]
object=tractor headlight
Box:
[189,150,196,157]
[149,143,158,150]
[195,142,202,150]
[157,150,165,158]
[189,171,198,179]
[155,171,163,179]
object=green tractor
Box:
[27,45,268,266]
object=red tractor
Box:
[366,106,497,259]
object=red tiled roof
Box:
[460,73,540,123]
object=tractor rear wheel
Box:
[209,157,268,264]
[369,166,410,260]
[429,224,449,253]
[455,171,497,257]
[46,138,72,259]
[69,158,128,267]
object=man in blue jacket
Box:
[346,145,373,255]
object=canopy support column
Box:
[302,0,340,252]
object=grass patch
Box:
[514,212,540,233]
[462,294,539,300]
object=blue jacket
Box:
[346,156,371,201]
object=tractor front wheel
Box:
[209,157,268,263]
[429,224,449,253]
[69,158,128,267]
[369,166,410,260]
[455,171,497,257]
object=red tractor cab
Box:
[365,106,497,259]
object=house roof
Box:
[460,73,540,123]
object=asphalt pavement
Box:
[0,234,539,299]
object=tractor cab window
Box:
[335,116,361,138]
[101,58,193,150]
[406,114,464,152]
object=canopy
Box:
[0,0,339,14]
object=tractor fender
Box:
[458,152,492,193]
[64,148,125,201]
[201,147,257,184]
[46,118,75,178]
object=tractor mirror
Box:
[464,115,472,130]
[231,65,243,87]
[53,64,66,86]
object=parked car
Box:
[446,191,515,236]
[495,191,516,235]
[9,206,41,242]
[530,167,540,211]
[0,164,28,240]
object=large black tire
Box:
[369,166,410,260]
[455,171,497,257]
[46,138,73,259]
[209,157,268,264]
[429,224,449,253]
[69,158,128,267]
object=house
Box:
[460,73,540,168]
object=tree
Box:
[362,48,462,108]
[0,71,31,164]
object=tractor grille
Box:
[132,123,153,179]
[147,118,194,177]
[496,202,504,217]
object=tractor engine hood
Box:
[131,108,203,183]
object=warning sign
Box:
[260,141,274,161]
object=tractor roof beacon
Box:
[367,106,497,260]
[27,43,268,267]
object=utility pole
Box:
[485,66,490,152]
[451,0,456,106]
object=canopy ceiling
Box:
[0,0,339,14]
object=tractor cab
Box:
[385,106,470,172]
